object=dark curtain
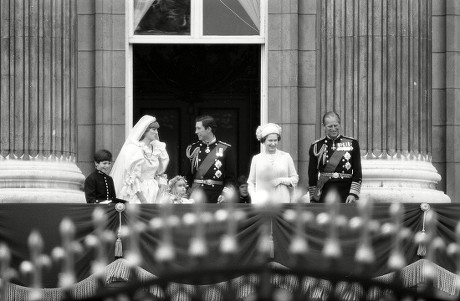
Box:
[0,204,118,288]
[0,203,457,288]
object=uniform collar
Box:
[202,136,217,146]
[326,134,341,141]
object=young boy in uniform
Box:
[84,149,117,203]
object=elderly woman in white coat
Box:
[247,123,299,203]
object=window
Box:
[203,0,260,36]
[134,0,191,35]
[128,0,265,43]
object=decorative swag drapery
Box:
[0,203,458,289]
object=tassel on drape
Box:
[268,221,274,258]
[268,236,275,259]
[115,236,123,258]
[417,203,431,257]
[258,223,275,259]
[417,230,427,257]
[114,203,126,259]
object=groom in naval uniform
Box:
[185,115,236,203]
[308,111,362,203]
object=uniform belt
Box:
[320,172,352,179]
[194,179,224,186]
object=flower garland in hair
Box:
[167,176,188,193]
[167,176,188,204]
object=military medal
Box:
[216,147,223,157]
[204,137,216,154]
[332,143,336,151]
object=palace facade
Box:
[0,0,458,203]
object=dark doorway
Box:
[133,44,260,179]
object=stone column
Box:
[318,0,449,203]
[0,0,85,203]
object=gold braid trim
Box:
[313,143,327,169]
[186,144,200,173]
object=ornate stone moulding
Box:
[362,151,432,162]
[361,158,450,203]
[0,158,85,203]
[0,153,77,162]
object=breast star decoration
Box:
[214,160,222,169]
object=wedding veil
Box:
[110,115,157,197]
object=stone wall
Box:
[267,0,300,180]
[76,0,125,176]
[298,0,319,189]
[73,0,456,202]
[444,1,460,201]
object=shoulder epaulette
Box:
[342,135,357,141]
[312,137,325,145]
[218,140,231,147]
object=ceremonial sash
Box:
[191,144,228,189]
[312,148,348,201]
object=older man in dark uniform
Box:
[308,112,362,203]
[185,115,236,203]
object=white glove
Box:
[272,177,292,187]
[279,177,292,186]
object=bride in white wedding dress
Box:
[111,115,169,204]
